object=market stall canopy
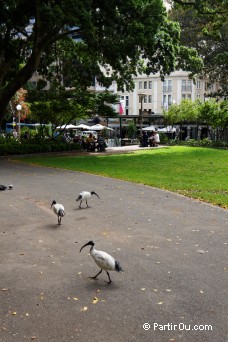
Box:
[56,124,78,130]
[157,126,176,133]
[89,124,113,131]
[142,125,156,131]
[74,124,91,130]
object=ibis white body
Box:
[76,191,100,208]
[91,248,116,271]
[80,241,123,284]
[51,200,65,225]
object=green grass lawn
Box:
[19,146,228,208]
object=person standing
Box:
[12,129,18,139]
[142,131,149,147]
[96,132,106,151]
[154,131,160,146]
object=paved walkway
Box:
[106,144,161,153]
[0,157,227,342]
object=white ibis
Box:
[51,200,65,225]
[0,184,13,190]
[80,240,123,284]
[76,191,100,208]
[0,185,7,191]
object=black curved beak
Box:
[91,191,100,199]
[80,241,94,252]
[76,195,82,202]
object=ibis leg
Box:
[106,271,113,285]
[90,269,102,280]
[86,200,89,207]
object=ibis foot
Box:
[105,280,113,285]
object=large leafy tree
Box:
[169,0,228,96]
[0,0,204,124]
[28,85,118,128]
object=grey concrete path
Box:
[0,158,227,342]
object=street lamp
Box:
[138,93,146,144]
[16,104,22,140]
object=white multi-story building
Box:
[114,70,220,117]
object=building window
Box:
[196,80,201,89]
[168,80,172,91]
[163,80,172,92]
[187,94,191,99]
[126,96,129,107]
[148,95,152,103]
[144,81,147,89]
[182,80,192,92]
[197,94,201,99]
[149,81,152,89]
[144,95,147,103]
[168,94,172,106]
[163,94,167,108]
[139,81,142,89]
[181,80,186,91]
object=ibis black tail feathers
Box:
[115,261,123,272]
[91,191,100,199]
[58,209,65,217]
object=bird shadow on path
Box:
[74,207,92,210]
[44,223,63,230]
[82,277,121,292]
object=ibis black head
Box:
[51,200,56,207]
[76,194,82,202]
[80,240,95,252]
[91,191,100,199]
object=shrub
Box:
[0,139,82,156]
[166,138,227,148]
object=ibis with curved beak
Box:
[51,200,65,225]
[80,240,123,284]
[76,191,100,208]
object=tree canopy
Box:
[0,0,205,124]
[169,0,228,97]
[164,98,228,140]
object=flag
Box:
[119,100,125,115]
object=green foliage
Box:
[169,2,228,97]
[27,86,118,128]
[0,139,82,156]
[164,99,199,124]
[164,99,227,140]
[0,0,204,124]
[127,121,137,139]
[167,138,228,148]
[159,133,169,144]
[197,99,219,126]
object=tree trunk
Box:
[0,50,42,125]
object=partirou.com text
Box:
[143,322,213,331]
